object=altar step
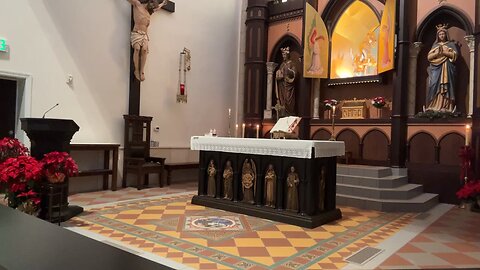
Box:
[336,164,438,212]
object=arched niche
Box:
[408,132,437,164]
[269,35,302,115]
[362,129,389,161]
[336,129,361,160]
[415,6,472,115]
[329,1,380,79]
[311,128,331,140]
[438,132,464,166]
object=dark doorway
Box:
[0,79,17,138]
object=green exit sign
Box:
[0,38,7,52]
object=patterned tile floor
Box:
[66,181,480,270]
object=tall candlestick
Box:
[242,123,246,138]
[227,108,232,137]
[256,124,260,138]
[465,124,471,146]
[235,124,239,138]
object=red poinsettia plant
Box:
[0,137,29,164]
[371,96,386,109]
[41,151,79,183]
[456,180,480,203]
[323,99,338,110]
[0,155,43,210]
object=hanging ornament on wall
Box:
[177,47,191,103]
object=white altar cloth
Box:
[190,136,345,159]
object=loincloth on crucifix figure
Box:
[128,0,172,81]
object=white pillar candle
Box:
[465,124,471,146]
[256,124,260,138]
[235,124,238,138]
[242,123,246,138]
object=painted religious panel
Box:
[330,1,380,78]
[378,0,396,73]
[304,3,329,79]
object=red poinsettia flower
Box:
[0,137,29,164]
[456,180,480,201]
[41,151,79,177]
[0,155,43,208]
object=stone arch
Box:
[362,129,389,161]
[408,132,437,164]
[311,128,331,140]
[438,132,464,166]
[336,128,361,160]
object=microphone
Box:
[42,103,59,118]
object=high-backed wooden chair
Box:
[123,115,165,190]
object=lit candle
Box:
[235,124,238,138]
[228,108,231,117]
[242,123,246,138]
[256,124,260,138]
[465,124,471,146]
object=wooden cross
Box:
[128,0,175,116]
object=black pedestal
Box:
[21,118,82,222]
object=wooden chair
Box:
[123,115,165,190]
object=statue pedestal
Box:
[264,109,272,119]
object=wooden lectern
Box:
[21,118,82,222]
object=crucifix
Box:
[128,0,175,115]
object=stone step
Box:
[337,174,409,188]
[336,193,439,212]
[337,164,392,178]
[337,183,423,200]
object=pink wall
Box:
[417,0,475,26]
[267,18,303,61]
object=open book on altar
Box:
[271,116,301,134]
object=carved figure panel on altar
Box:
[223,160,233,200]
[207,160,216,197]
[264,164,277,208]
[241,159,256,204]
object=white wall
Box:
[0,0,243,149]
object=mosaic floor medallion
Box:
[185,216,243,231]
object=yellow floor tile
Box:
[266,247,298,257]
[256,231,286,238]
[246,256,275,265]
[305,231,334,239]
[287,238,318,247]
[234,238,265,247]
[275,224,304,232]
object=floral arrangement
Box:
[323,99,338,110]
[0,155,43,210]
[41,151,79,183]
[0,137,29,164]
[371,96,386,109]
[456,180,480,203]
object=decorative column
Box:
[264,62,278,119]
[312,78,321,119]
[407,42,422,116]
[465,35,475,118]
[390,0,417,168]
[244,0,269,123]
